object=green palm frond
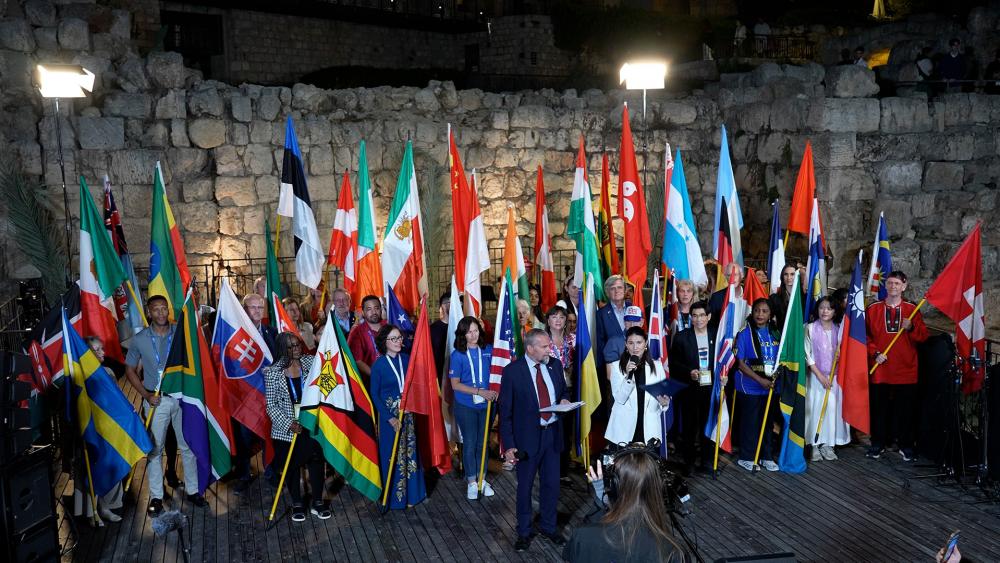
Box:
[414,147,447,299]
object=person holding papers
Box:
[264,332,330,522]
[448,316,498,500]
[605,326,671,446]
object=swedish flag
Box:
[62,309,152,496]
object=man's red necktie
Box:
[535,364,552,421]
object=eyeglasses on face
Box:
[387,335,403,342]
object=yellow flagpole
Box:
[380,415,405,508]
[82,446,102,527]
[125,280,148,327]
[813,342,842,445]
[752,386,775,468]
[273,215,282,256]
[868,298,925,375]
[124,392,159,492]
[268,433,299,521]
[476,400,493,495]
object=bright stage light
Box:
[35,64,95,98]
[619,61,668,91]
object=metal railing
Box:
[715,35,817,61]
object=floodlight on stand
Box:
[35,64,95,98]
[619,61,667,91]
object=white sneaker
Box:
[99,508,122,523]
[466,481,479,500]
[811,448,822,462]
[761,460,779,472]
[821,446,838,461]
[737,460,755,472]
[481,481,495,497]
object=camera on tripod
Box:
[601,438,690,515]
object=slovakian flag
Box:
[617,103,652,311]
[568,138,605,301]
[768,201,786,294]
[502,204,530,301]
[382,140,427,313]
[803,198,827,321]
[403,301,452,475]
[162,292,233,494]
[78,177,127,362]
[598,152,620,280]
[489,270,520,392]
[277,117,324,289]
[712,125,744,268]
[787,141,816,238]
[925,223,985,393]
[866,212,892,302]
[533,166,558,313]
[837,250,870,434]
[329,171,359,301]
[662,148,708,288]
[149,161,191,321]
[705,275,739,453]
[25,286,81,389]
[449,128,490,316]
[102,175,145,338]
[212,277,274,462]
[354,141,383,305]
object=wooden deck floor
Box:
[55,437,1000,563]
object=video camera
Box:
[600,438,690,515]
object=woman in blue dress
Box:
[448,316,498,500]
[734,298,781,472]
[370,324,427,509]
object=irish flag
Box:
[78,177,127,361]
[355,141,383,304]
[382,140,427,313]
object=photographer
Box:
[564,449,686,562]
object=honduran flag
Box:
[662,149,708,288]
[78,177,127,362]
[705,276,739,455]
[712,125,744,268]
[768,201,786,294]
[865,212,892,302]
[212,277,274,461]
[278,116,324,289]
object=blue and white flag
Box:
[803,198,827,321]
[866,212,892,302]
[768,201,786,294]
[712,125,744,267]
[662,149,708,287]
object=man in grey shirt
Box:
[125,295,206,515]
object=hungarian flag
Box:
[300,315,381,501]
[355,141,383,304]
[162,293,233,494]
[617,104,652,310]
[502,205,530,300]
[277,116,324,289]
[328,172,358,301]
[533,166,557,312]
[598,152,620,280]
[768,202,786,294]
[382,140,427,313]
[78,177,126,361]
[403,301,452,475]
[489,270,521,392]
[925,223,985,393]
[264,220,282,326]
[24,285,81,389]
[712,126,744,268]
[567,138,604,301]
[102,175,144,338]
[449,127,490,316]
[777,275,807,473]
[866,212,892,302]
[787,141,816,237]
[803,198,827,321]
[662,149,708,288]
[149,161,191,320]
[837,250,870,434]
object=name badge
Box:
[698,370,712,386]
[293,403,301,419]
[472,393,485,405]
[764,363,775,377]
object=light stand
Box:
[35,64,96,287]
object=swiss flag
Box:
[925,223,985,393]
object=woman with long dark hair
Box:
[264,331,331,521]
[769,264,803,328]
[805,296,850,461]
[564,450,685,562]
[448,316,497,499]
[604,327,671,447]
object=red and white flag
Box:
[328,171,358,299]
[270,293,301,340]
[533,166,557,313]
[925,223,985,393]
[617,103,652,310]
[449,126,490,316]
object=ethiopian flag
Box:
[148,161,191,320]
[777,276,807,473]
[300,315,381,501]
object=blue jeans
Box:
[454,402,494,481]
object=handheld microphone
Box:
[152,510,188,536]
[513,450,529,461]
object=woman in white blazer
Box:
[605,326,671,446]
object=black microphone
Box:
[513,450,529,461]
[627,355,639,379]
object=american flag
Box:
[489,273,518,392]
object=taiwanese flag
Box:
[925,223,985,393]
[617,103,652,310]
[836,250,870,434]
[212,277,274,462]
[402,301,452,475]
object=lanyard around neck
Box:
[386,354,404,390]
[466,348,482,388]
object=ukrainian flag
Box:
[62,309,152,496]
[574,274,602,466]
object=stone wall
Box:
[1,1,998,334]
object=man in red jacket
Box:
[865,271,929,461]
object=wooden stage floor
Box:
[55,438,1000,563]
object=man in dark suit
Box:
[500,329,570,552]
[670,300,719,472]
[595,275,629,367]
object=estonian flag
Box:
[278,116,324,289]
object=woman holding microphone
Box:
[605,326,671,447]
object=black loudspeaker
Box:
[714,554,797,562]
[12,520,59,563]
[1,445,57,562]
[1,351,34,464]
[988,362,999,481]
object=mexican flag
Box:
[381,140,427,313]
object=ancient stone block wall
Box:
[1,1,998,332]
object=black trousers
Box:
[273,435,327,505]
[737,392,779,463]
[679,385,714,467]
[870,383,917,450]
